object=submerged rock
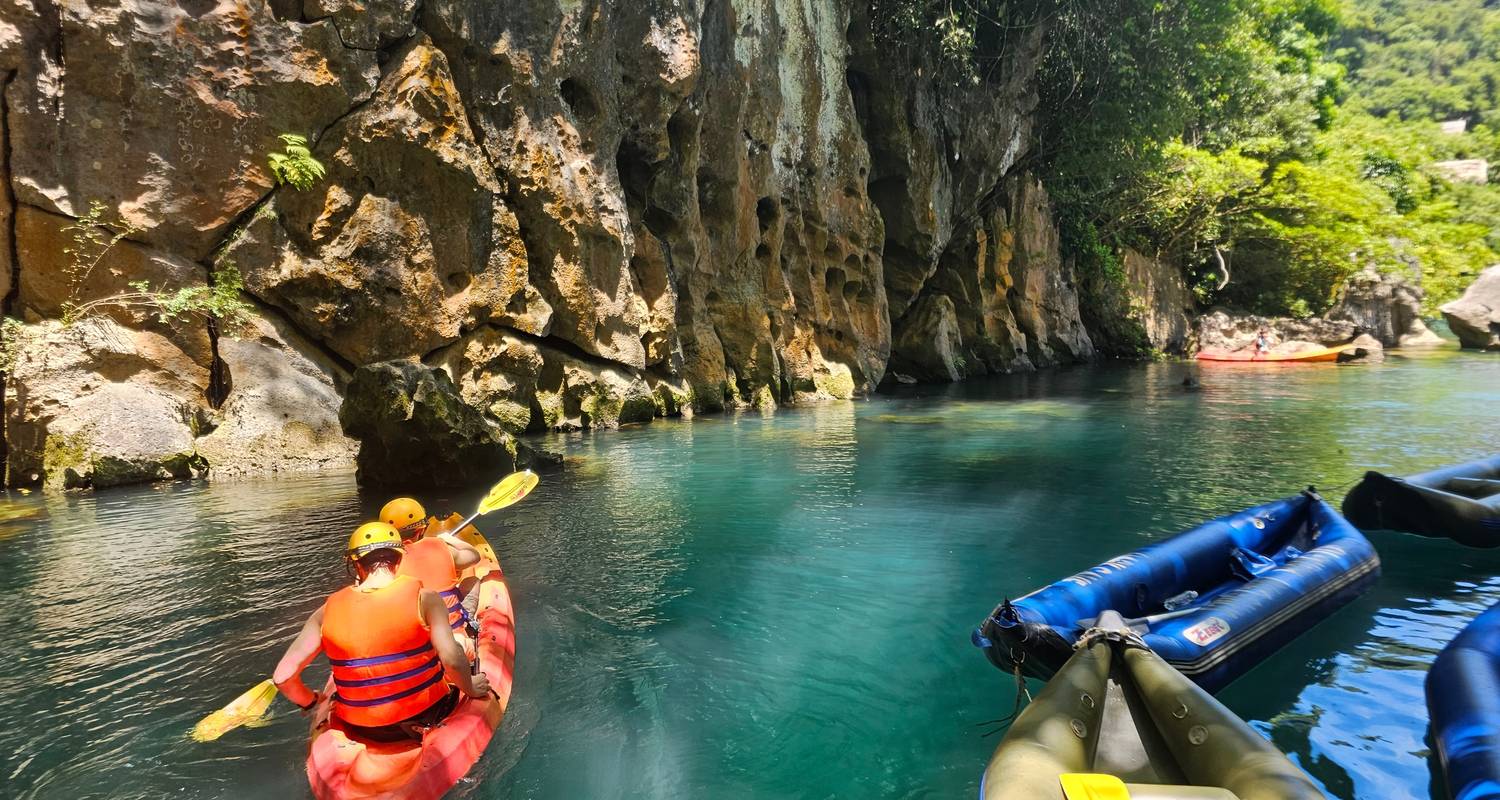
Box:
[1441,265,1500,350]
[339,361,557,489]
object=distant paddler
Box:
[271,522,491,742]
[380,497,483,643]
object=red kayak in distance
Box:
[1195,344,1352,363]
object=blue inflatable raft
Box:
[1428,600,1500,800]
[974,490,1380,692]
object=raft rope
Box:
[976,652,1033,738]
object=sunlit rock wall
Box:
[0,0,1172,488]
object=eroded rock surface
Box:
[1442,265,1500,350]
[1086,244,1200,354]
[3,1,1203,490]
[1198,310,1358,352]
[886,175,1095,381]
[1328,267,1444,347]
[339,360,555,488]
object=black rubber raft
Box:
[1341,455,1500,547]
[974,491,1380,693]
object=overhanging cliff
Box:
[0,0,1186,489]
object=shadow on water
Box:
[0,350,1498,799]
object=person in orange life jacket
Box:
[271,522,490,742]
[380,497,483,639]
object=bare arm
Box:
[439,533,482,569]
[421,590,489,698]
[272,605,325,708]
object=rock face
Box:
[4,309,356,489]
[3,0,380,257]
[1442,265,1500,350]
[1328,267,1445,347]
[885,176,1096,381]
[1200,266,1455,354]
[1197,310,1358,352]
[1080,247,1197,358]
[339,361,555,488]
[2,1,1192,490]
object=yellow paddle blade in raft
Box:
[192,679,278,742]
[479,470,539,514]
[1060,774,1132,800]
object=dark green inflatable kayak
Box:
[979,612,1322,800]
[1341,455,1500,547]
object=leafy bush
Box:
[871,0,1500,317]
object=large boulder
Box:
[4,307,358,489]
[1328,267,1445,347]
[193,308,358,478]
[1441,265,1500,350]
[339,360,556,489]
[5,318,209,490]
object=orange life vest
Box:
[398,535,466,630]
[321,575,448,728]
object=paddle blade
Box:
[192,679,277,742]
[478,470,539,514]
[1059,774,1131,800]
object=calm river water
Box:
[2,347,1498,799]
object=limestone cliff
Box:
[0,0,1188,489]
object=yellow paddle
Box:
[191,679,278,742]
[442,470,540,565]
[1059,774,1132,800]
[191,470,540,742]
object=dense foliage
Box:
[870,0,1500,318]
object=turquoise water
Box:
[1,349,1498,799]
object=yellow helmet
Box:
[380,497,427,535]
[346,521,404,562]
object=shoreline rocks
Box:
[338,361,558,490]
[1327,267,1446,347]
[1441,265,1500,350]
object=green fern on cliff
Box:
[266,133,326,190]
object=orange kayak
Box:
[1195,344,1351,362]
[305,559,516,800]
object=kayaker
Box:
[379,497,482,640]
[1254,328,1271,354]
[271,522,491,742]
